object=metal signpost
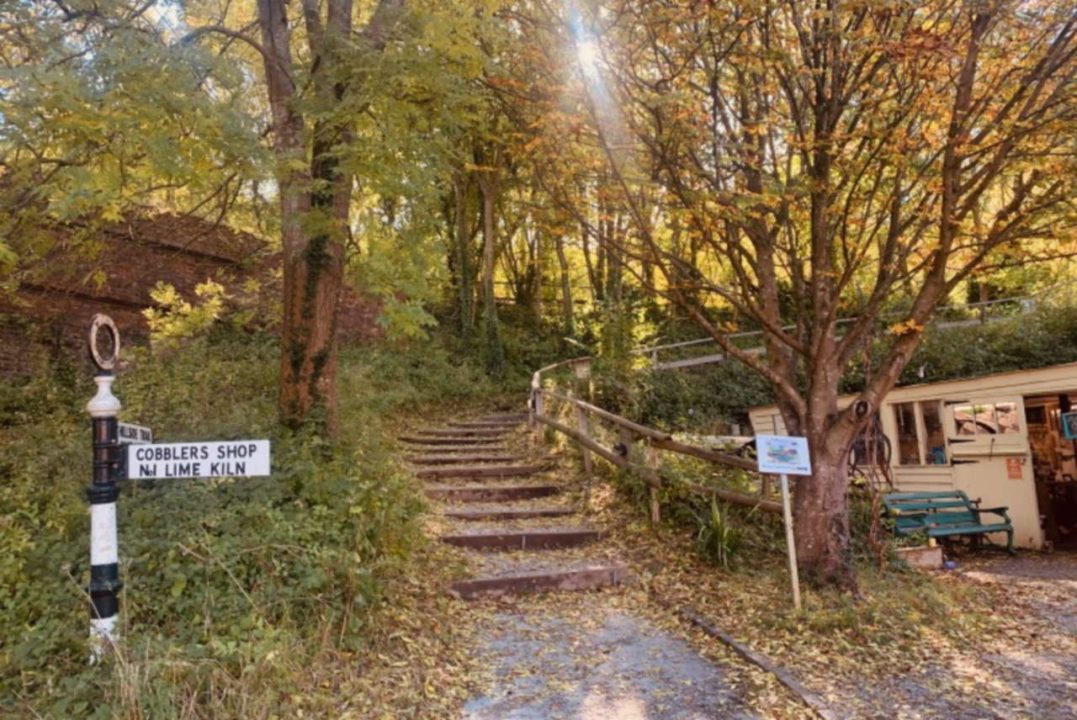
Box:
[86,315,123,660]
[84,314,272,660]
[756,434,813,610]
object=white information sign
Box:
[756,435,812,476]
[118,422,153,444]
[126,440,271,480]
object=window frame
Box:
[892,400,949,467]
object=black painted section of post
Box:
[88,404,122,623]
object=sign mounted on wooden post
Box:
[756,434,812,611]
[126,441,271,480]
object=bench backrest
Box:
[882,491,978,529]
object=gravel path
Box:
[462,598,759,720]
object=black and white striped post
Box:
[86,314,122,660]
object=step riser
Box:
[480,414,528,421]
[417,429,509,438]
[414,464,546,479]
[440,529,601,550]
[448,422,521,429]
[405,454,524,465]
[400,437,504,446]
[449,565,631,600]
[443,507,575,521]
[425,485,559,502]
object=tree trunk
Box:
[478,170,505,376]
[555,236,574,338]
[794,422,856,590]
[453,173,475,342]
[529,227,543,326]
[255,0,403,432]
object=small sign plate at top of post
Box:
[126,440,271,480]
[118,422,153,445]
[756,434,812,611]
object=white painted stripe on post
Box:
[89,615,119,661]
[90,503,118,565]
[91,615,118,637]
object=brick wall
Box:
[1,214,382,379]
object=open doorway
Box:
[1025,393,1077,549]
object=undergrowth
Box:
[0,328,501,718]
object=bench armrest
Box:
[973,506,1011,521]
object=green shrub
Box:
[0,328,494,717]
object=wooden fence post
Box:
[532,388,544,445]
[573,358,592,402]
[529,372,539,431]
[575,403,593,504]
[646,440,661,525]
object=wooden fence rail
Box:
[529,358,782,520]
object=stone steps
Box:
[440,527,602,551]
[407,411,629,602]
[415,428,509,438]
[413,463,547,480]
[399,436,504,446]
[405,453,525,465]
[448,421,522,430]
[442,506,576,521]
[448,563,631,600]
[425,483,561,503]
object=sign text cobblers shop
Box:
[127,441,271,480]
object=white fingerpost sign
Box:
[126,440,271,480]
[756,435,812,611]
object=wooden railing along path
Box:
[528,357,781,521]
[635,293,1052,371]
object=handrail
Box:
[543,390,672,442]
[528,351,779,519]
[632,291,1057,363]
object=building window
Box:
[894,401,949,466]
[921,402,947,465]
[954,402,1022,435]
[895,402,920,465]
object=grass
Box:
[0,328,512,719]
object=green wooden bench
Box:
[882,490,1015,555]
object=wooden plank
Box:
[440,527,601,550]
[680,480,782,515]
[424,484,560,503]
[416,428,508,437]
[680,609,840,720]
[413,463,548,479]
[405,453,524,465]
[651,437,758,472]
[399,436,504,446]
[405,444,508,454]
[536,414,778,514]
[480,413,528,421]
[654,352,727,370]
[448,421,521,429]
[443,506,575,521]
[449,564,631,600]
[543,391,671,441]
[535,413,659,484]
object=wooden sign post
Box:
[756,434,812,610]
